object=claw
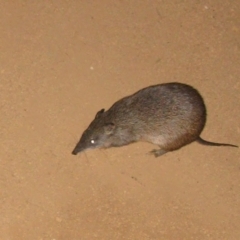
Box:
[149,149,167,157]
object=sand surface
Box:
[1,1,240,239]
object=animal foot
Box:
[149,149,167,158]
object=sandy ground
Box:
[0,1,240,239]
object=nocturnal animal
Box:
[72,82,238,157]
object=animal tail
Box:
[196,137,238,148]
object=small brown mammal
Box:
[72,82,238,157]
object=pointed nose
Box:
[72,146,80,155]
[71,149,78,155]
[72,141,85,155]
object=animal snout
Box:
[71,149,78,155]
[72,145,80,155]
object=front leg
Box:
[149,149,167,157]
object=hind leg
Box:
[149,149,168,157]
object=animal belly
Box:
[143,134,167,146]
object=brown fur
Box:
[72,82,238,157]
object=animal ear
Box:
[104,122,115,135]
[95,109,105,119]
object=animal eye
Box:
[90,139,95,144]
